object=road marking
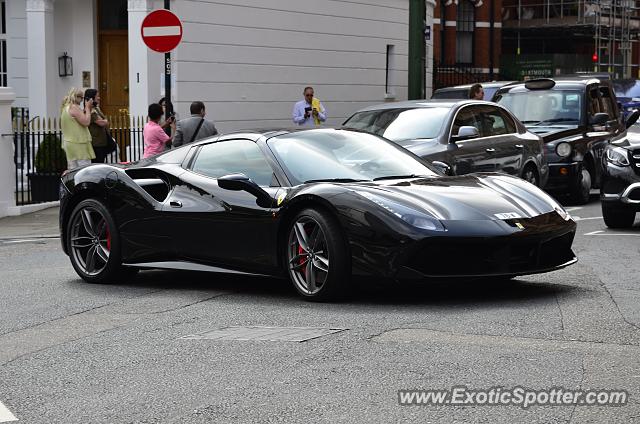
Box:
[0,401,17,422]
[573,216,603,221]
[584,230,640,236]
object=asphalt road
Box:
[0,195,639,423]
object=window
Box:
[385,44,395,96]
[474,106,517,137]
[0,1,7,87]
[191,139,275,187]
[452,107,481,137]
[497,90,583,125]
[599,86,617,119]
[456,0,475,64]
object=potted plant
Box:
[27,134,67,202]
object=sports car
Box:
[59,128,577,301]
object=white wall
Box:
[54,0,97,110]
[172,0,410,131]
[6,1,28,108]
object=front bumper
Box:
[544,162,580,192]
[396,212,577,279]
[600,162,640,209]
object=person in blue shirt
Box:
[292,86,327,127]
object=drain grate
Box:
[180,326,346,342]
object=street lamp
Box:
[58,52,73,77]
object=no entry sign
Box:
[141,9,183,53]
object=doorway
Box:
[97,0,129,117]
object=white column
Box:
[128,0,161,119]
[26,0,57,119]
[0,88,17,218]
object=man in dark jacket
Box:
[173,101,218,148]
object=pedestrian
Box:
[469,83,485,100]
[84,89,111,163]
[143,103,174,159]
[173,101,218,148]
[293,86,327,127]
[158,97,176,137]
[60,87,95,170]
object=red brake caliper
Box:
[106,226,111,251]
[298,244,305,268]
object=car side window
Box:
[191,139,276,187]
[589,88,601,116]
[599,86,617,119]
[475,106,516,137]
[452,107,480,138]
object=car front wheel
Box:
[522,164,540,187]
[286,208,350,301]
[571,165,592,204]
[67,199,136,283]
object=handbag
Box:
[105,129,117,154]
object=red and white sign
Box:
[141,9,183,53]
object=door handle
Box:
[514,144,524,149]
[485,148,496,153]
[169,200,182,208]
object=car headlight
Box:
[606,146,630,166]
[356,191,446,231]
[556,142,572,158]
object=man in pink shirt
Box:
[143,103,174,158]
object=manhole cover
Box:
[180,326,347,342]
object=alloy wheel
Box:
[287,216,330,295]
[523,167,538,186]
[70,206,111,276]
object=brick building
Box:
[432,0,503,88]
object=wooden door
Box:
[98,33,129,117]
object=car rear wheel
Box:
[602,202,636,229]
[286,208,350,301]
[67,199,136,283]
[522,164,539,186]
[571,165,592,205]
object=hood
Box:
[344,174,560,221]
[525,125,581,142]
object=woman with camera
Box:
[84,89,113,163]
[60,88,95,170]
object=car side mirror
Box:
[589,112,609,126]
[218,173,273,208]
[452,126,480,142]
[431,161,453,176]
[625,109,640,129]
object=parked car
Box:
[612,79,640,120]
[432,81,515,101]
[59,128,577,301]
[342,100,548,187]
[494,77,638,204]
[599,119,640,227]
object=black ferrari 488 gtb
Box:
[59,128,577,301]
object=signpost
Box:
[141,4,183,120]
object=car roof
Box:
[500,77,609,91]
[434,81,515,92]
[353,99,494,113]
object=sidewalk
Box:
[0,206,60,239]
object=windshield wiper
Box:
[520,120,541,124]
[304,178,369,184]
[373,174,429,181]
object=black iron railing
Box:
[12,109,146,205]
[433,62,503,90]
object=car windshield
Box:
[267,129,438,185]
[342,107,449,145]
[496,90,582,126]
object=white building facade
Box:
[3,0,434,130]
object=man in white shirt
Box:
[292,86,327,127]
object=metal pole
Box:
[408,0,426,99]
[164,0,171,120]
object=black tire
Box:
[602,202,636,229]
[285,208,351,301]
[67,198,136,283]
[521,164,540,187]
[570,164,593,205]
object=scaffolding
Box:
[591,0,638,78]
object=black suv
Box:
[600,123,640,227]
[494,77,638,204]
